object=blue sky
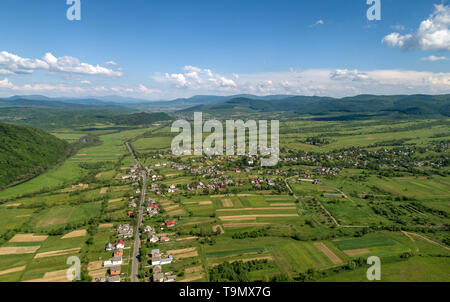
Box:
[0,0,449,99]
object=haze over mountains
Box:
[1,93,449,119]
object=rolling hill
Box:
[178,94,450,119]
[0,122,71,188]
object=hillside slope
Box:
[179,94,450,119]
[0,122,70,188]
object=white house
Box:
[103,256,123,267]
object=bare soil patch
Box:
[212,225,224,234]
[99,223,113,228]
[179,275,204,282]
[9,234,48,243]
[167,247,197,255]
[216,207,296,212]
[198,201,212,205]
[23,269,70,282]
[4,203,22,207]
[108,198,123,203]
[223,223,270,228]
[61,229,86,239]
[0,246,40,255]
[87,261,103,271]
[168,209,185,215]
[343,248,371,256]
[99,187,108,194]
[219,214,298,221]
[34,248,81,259]
[0,265,26,276]
[314,242,342,265]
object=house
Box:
[160,236,170,243]
[152,265,162,274]
[114,240,125,249]
[152,256,161,266]
[153,273,164,282]
[151,249,161,257]
[148,235,159,243]
[110,266,121,276]
[160,256,173,265]
[164,275,177,282]
[117,224,133,239]
[114,248,123,257]
[105,243,113,251]
[103,256,122,267]
[107,276,121,282]
[166,220,175,227]
[128,210,134,216]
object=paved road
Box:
[126,142,146,282]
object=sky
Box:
[0,0,449,100]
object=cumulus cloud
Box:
[161,66,236,90]
[43,53,122,77]
[138,84,160,95]
[329,69,370,81]
[0,51,122,77]
[421,55,448,61]
[383,4,450,51]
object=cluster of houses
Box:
[146,198,160,217]
[298,178,323,185]
[117,224,133,239]
[121,166,140,181]
[250,177,277,188]
[100,240,125,282]
[150,249,176,282]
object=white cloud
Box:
[161,66,236,90]
[104,61,118,66]
[164,73,188,87]
[0,51,122,77]
[43,53,123,77]
[0,51,48,74]
[421,55,448,61]
[329,69,369,81]
[0,78,14,89]
[1,67,449,100]
[310,20,324,27]
[383,4,450,51]
[80,80,91,85]
[138,84,160,95]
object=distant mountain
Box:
[179,94,450,119]
[0,122,71,188]
[0,96,132,111]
